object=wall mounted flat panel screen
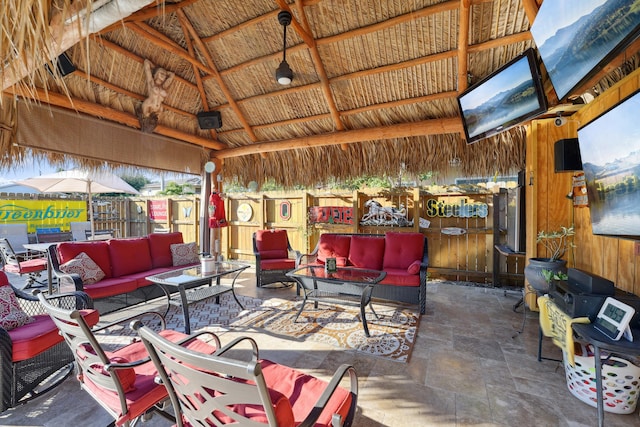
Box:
[577,89,640,238]
[457,48,547,144]
[531,0,640,101]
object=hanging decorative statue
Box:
[136,59,175,133]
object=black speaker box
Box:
[554,138,583,172]
[46,53,76,77]
[197,111,222,129]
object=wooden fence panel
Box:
[2,188,519,287]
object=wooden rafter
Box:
[215,118,464,159]
[175,9,219,146]
[176,10,258,145]
[457,0,471,94]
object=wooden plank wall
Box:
[2,190,520,285]
[224,189,516,285]
[524,67,640,307]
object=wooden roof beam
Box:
[125,22,213,76]
[214,118,463,159]
[520,0,540,26]
[286,0,347,150]
[457,0,471,94]
[213,0,458,81]
[176,9,259,145]
[220,91,458,137]
[176,9,221,144]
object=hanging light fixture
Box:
[275,10,293,85]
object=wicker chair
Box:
[37,292,220,427]
[135,325,359,427]
[0,271,94,412]
[252,229,300,288]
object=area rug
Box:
[232,299,419,363]
[99,293,419,363]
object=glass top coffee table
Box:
[286,265,386,337]
[146,261,249,334]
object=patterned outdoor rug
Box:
[232,298,419,363]
[101,293,419,363]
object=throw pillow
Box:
[170,242,200,266]
[60,252,106,285]
[0,286,35,330]
[407,260,421,275]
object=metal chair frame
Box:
[0,238,47,288]
[37,293,220,427]
[136,325,358,427]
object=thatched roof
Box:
[2,1,639,187]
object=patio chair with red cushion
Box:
[252,229,300,288]
[0,238,48,288]
[135,324,359,427]
[0,271,95,412]
[36,293,221,427]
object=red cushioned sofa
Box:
[48,232,197,313]
[297,232,428,314]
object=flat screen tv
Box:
[577,89,640,238]
[530,0,640,101]
[457,48,547,144]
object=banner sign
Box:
[149,200,168,221]
[0,200,87,232]
[309,206,354,224]
[424,198,489,218]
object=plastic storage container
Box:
[564,343,640,414]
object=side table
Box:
[572,323,640,427]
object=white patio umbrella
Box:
[17,169,140,237]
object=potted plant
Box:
[524,226,575,293]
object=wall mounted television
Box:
[457,48,547,144]
[577,89,640,238]
[530,0,640,101]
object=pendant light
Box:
[275,10,293,85]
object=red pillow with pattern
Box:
[170,242,200,266]
[0,286,34,330]
[60,252,106,284]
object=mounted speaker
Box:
[554,138,583,172]
[46,53,76,77]
[197,111,222,129]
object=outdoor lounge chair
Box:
[0,271,94,412]
[37,292,220,427]
[0,224,30,256]
[135,325,359,427]
[252,229,300,288]
[0,238,48,288]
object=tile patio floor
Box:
[1,269,639,426]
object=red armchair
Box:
[136,325,359,427]
[252,229,300,288]
[0,271,94,412]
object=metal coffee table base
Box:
[294,284,380,337]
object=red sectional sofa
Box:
[48,232,196,312]
[297,232,428,314]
